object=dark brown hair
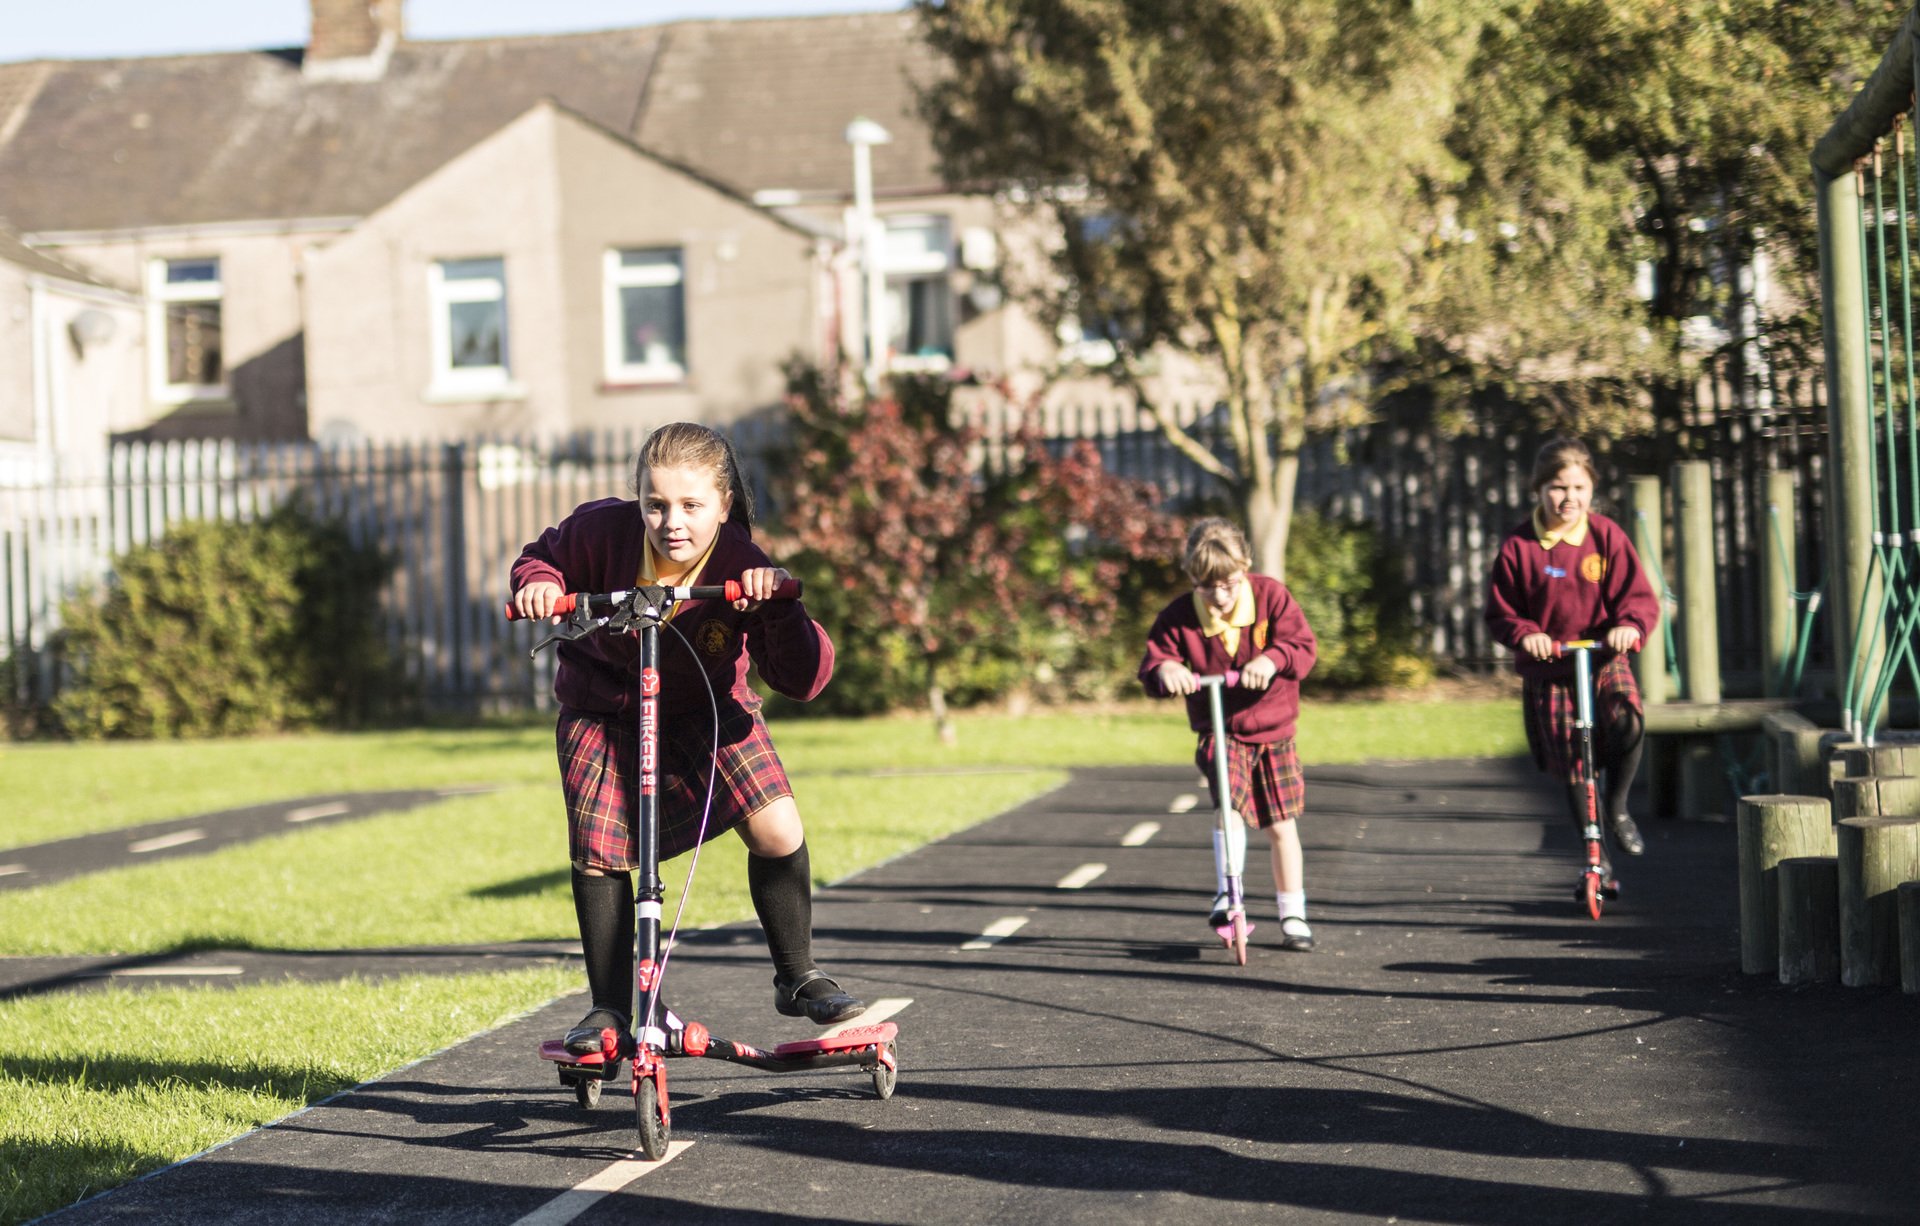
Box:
[1530,436,1598,492]
[634,422,754,532]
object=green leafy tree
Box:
[1446,1,1893,432]
[917,0,1493,577]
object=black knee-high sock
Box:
[1603,708,1645,824]
[748,843,814,985]
[571,868,634,1018]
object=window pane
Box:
[165,259,219,285]
[449,300,504,368]
[620,284,685,369]
[892,276,953,358]
[165,301,222,385]
[441,257,503,284]
[619,249,680,274]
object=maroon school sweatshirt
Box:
[511,501,833,720]
[1137,574,1318,743]
[1484,511,1659,682]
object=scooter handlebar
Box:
[1194,670,1241,688]
[504,578,803,620]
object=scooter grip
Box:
[1223,668,1240,687]
[503,592,578,620]
[719,578,804,602]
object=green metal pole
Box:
[1628,475,1670,706]
[1818,166,1883,727]
[1674,460,1722,706]
[1761,470,1797,698]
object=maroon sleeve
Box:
[733,537,834,702]
[1484,534,1542,650]
[1261,582,1317,680]
[1138,598,1192,697]
[1600,517,1660,639]
[509,498,623,596]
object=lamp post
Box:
[844,116,892,393]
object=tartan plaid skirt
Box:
[1195,735,1305,829]
[1522,654,1642,782]
[556,704,793,871]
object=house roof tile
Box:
[0,11,943,236]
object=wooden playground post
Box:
[1627,474,1669,707]
[1736,795,1836,975]
[1778,856,1842,985]
[1673,460,1721,817]
[1832,775,1920,987]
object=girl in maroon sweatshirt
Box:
[1140,518,1320,951]
[1485,437,1660,890]
[511,422,863,1055]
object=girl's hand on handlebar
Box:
[1157,661,1198,696]
[1605,625,1643,654]
[1521,632,1555,661]
[1238,655,1277,691]
[732,566,792,611]
[514,581,565,623]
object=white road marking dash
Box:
[128,829,206,854]
[961,917,1028,951]
[105,966,245,978]
[1120,822,1161,847]
[1056,863,1106,890]
[286,802,351,823]
[1168,794,1199,814]
[0,865,27,878]
[511,1143,694,1225]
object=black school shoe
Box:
[773,969,866,1026]
[1278,916,1316,952]
[1609,814,1646,856]
[563,1007,629,1057]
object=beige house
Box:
[0,1,1203,467]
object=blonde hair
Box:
[1183,517,1251,584]
[634,422,754,532]
[1531,436,1598,492]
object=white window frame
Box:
[881,215,954,372]
[428,257,514,396]
[602,248,688,385]
[146,257,227,403]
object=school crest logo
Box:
[696,619,733,657]
[1580,554,1608,584]
[1253,620,1269,650]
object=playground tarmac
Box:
[33,756,1919,1225]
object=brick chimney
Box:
[308,0,404,63]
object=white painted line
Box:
[128,829,206,854]
[510,1142,694,1226]
[286,802,350,823]
[105,966,245,978]
[1169,794,1199,814]
[961,917,1028,951]
[1056,863,1106,890]
[1120,822,1161,847]
[0,864,27,878]
[823,996,913,1038]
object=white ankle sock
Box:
[1277,890,1306,922]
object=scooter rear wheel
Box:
[869,1041,898,1100]
[635,1074,670,1159]
[574,1078,601,1109]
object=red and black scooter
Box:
[508,581,898,1159]
[1558,639,1617,920]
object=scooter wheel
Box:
[635,1075,670,1159]
[1231,914,1249,966]
[575,1077,601,1109]
[869,1041,898,1100]
[1583,874,1603,921]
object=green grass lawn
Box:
[0,695,1521,1225]
[0,969,575,1226]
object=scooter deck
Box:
[538,1020,898,1065]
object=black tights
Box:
[1563,705,1644,827]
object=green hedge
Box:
[49,503,397,739]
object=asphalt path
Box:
[40,758,1918,1224]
